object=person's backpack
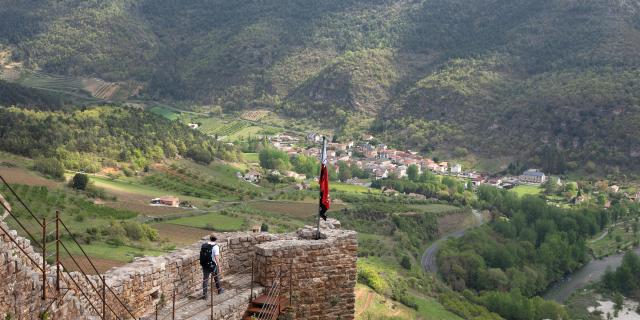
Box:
[199,243,215,269]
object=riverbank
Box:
[544,246,640,303]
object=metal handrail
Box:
[59,218,138,319]
[257,268,283,320]
[0,175,43,227]
[58,240,121,319]
[0,196,43,249]
[0,220,43,272]
[158,259,256,320]
[0,176,138,319]
[57,260,107,318]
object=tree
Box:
[259,148,290,170]
[260,223,269,232]
[400,256,412,270]
[33,157,65,179]
[338,161,352,182]
[186,146,213,164]
[407,164,419,181]
[72,173,89,190]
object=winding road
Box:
[421,209,484,273]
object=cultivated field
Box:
[241,109,270,121]
[0,166,61,189]
[249,200,347,221]
[167,212,246,231]
[59,256,125,274]
[152,223,211,245]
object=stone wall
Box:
[255,220,358,320]
[104,231,284,318]
[0,221,86,319]
[0,219,357,320]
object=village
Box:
[251,131,550,189]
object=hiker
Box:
[200,235,224,298]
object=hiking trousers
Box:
[203,265,222,296]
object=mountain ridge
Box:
[2,0,640,171]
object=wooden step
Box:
[246,306,278,315]
[251,295,288,307]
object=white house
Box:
[519,169,546,184]
[396,165,408,178]
[451,163,462,174]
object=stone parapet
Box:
[255,221,357,320]
[0,218,357,320]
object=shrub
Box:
[357,264,388,294]
[261,223,269,232]
[141,224,160,241]
[33,157,65,179]
[123,221,144,241]
[71,173,89,190]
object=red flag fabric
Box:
[319,138,330,220]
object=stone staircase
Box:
[147,273,263,320]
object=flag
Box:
[319,137,330,220]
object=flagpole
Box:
[316,136,325,240]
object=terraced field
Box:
[1,67,139,101]
[143,164,262,201]
[207,121,250,137]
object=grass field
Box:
[150,106,181,120]
[243,153,260,163]
[512,184,542,197]
[90,174,212,205]
[310,182,380,194]
[355,284,417,319]
[61,241,166,264]
[167,212,246,231]
[413,296,464,320]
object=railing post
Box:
[210,275,214,320]
[250,258,254,302]
[102,277,106,320]
[56,211,60,291]
[42,217,46,301]
[289,258,292,306]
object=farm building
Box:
[150,196,180,207]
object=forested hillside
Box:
[0,106,238,172]
[2,0,640,170]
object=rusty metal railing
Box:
[155,257,256,320]
[0,175,139,319]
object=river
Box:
[421,210,639,304]
[544,246,640,303]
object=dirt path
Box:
[356,290,375,318]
